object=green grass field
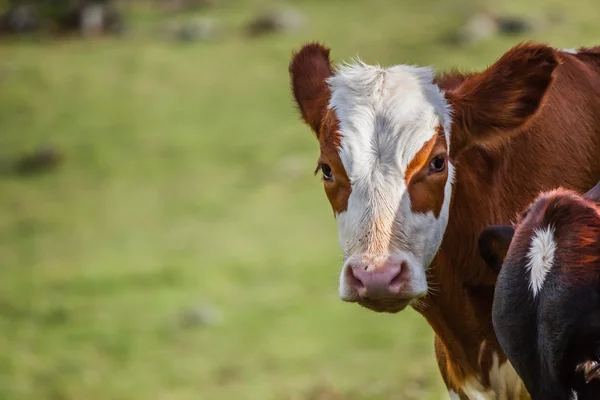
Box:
[1,0,600,399]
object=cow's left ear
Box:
[584,181,600,203]
[447,43,558,156]
[478,225,515,274]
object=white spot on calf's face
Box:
[326,60,454,307]
[526,225,556,297]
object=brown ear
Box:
[583,181,600,202]
[447,43,558,155]
[289,42,334,136]
[478,225,515,274]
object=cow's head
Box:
[289,42,557,312]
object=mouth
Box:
[354,298,412,313]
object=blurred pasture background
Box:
[0,0,599,399]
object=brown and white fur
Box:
[288,42,600,399]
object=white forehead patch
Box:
[325,60,455,261]
[325,60,452,182]
[526,225,556,298]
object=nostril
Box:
[389,270,403,287]
[346,266,365,290]
[388,263,406,292]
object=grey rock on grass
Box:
[178,302,222,328]
[245,8,307,38]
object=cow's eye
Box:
[321,164,333,181]
[429,155,446,173]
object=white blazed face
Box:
[324,61,455,312]
[291,42,560,314]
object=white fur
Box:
[326,60,454,300]
[488,352,526,400]
[561,48,578,54]
[446,342,525,400]
[526,226,556,298]
[449,379,498,400]
[460,378,494,400]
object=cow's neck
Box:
[416,147,513,389]
[419,257,501,389]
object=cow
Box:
[478,182,600,399]
[288,41,600,399]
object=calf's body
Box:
[479,183,600,399]
[289,43,600,398]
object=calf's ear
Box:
[478,225,515,274]
[289,43,334,137]
[584,181,600,203]
[447,43,558,155]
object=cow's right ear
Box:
[289,43,334,137]
[478,225,515,274]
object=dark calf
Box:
[478,182,600,400]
